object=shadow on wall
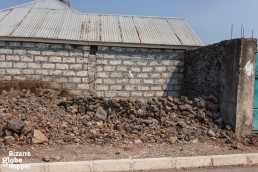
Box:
[162,67,184,97]
[161,53,185,97]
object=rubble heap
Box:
[0,89,254,147]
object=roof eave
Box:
[0,37,203,50]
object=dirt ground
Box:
[1,140,258,163]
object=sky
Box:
[0,0,257,45]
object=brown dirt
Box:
[1,141,258,163]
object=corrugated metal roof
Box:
[0,0,203,49]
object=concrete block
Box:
[96,78,102,84]
[49,57,62,63]
[104,92,118,98]
[116,79,129,84]
[70,64,82,70]
[247,154,258,165]
[211,154,248,167]
[104,66,116,71]
[131,67,141,72]
[35,69,49,75]
[6,69,21,75]
[155,66,167,72]
[56,51,69,57]
[13,76,27,81]
[0,49,12,54]
[97,59,108,65]
[110,72,123,78]
[143,91,155,97]
[49,70,62,76]
[70,51,83,57]
[13,62,27,68]
[110,60,122,65]
[154,79,166,85]
[129,79,141,84]
[137,61,148,66]
[174,156,212,169]
[137,85,149,91]
[1,76,12,80]
[82,77,89,83]
[6,55,20,61]
[137,73,149,79]
[103,79,116,84]
[97,85,109,91]
[55,77,68,83]
[63,70,76,76]
[142,67,153,72]
[167,67,177,72]
[110,85,123,91]
[150,61,161,66]
[34,56,48,62]
[77,57,89,64]
[48,162,91,172]
[103,54,116,59]
[0,69,6,75]
[77,84,89,90]
[76,71,88,77]
[0,62,12,68]
[156,91,164,97]
[131,91,143,97]
[125,85,136,91]
[42,63,55,69]
[143,79,154,84]
[42,51,56,56]
[63,57,76,63]
[162,73,173,78]
[151,86,162,91]
[27,50,41,55]
[56,64,69,70]
[96,91,104,97]
[118,92,130,97]
[22,69,35,75]
[124,60,135,66]
[117,66,127,72]
[97,66,103,72]
[13,49,26,55]
[0,55,5,61]
[93,159,131,172]
[97,72,109,78]
[20,56,33,62]
[133,158,173,171]
[149,73,161,78]
[27,63,41,69]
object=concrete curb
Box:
[0,153,258,172]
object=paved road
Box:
[145,166,258,172]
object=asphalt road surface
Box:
[145,166,258,172]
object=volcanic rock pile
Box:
[0,89,241,147]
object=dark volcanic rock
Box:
[7,120,25,133]
[0,88,245,146]
[95,107,107,120]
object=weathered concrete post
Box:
[219,39,257,136]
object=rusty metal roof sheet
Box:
[0,0,203,49]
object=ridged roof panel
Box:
[0,0,203,48]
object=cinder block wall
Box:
[95,46,184,98]
[0,41,185,98]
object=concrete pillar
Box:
[220,39,257,136]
